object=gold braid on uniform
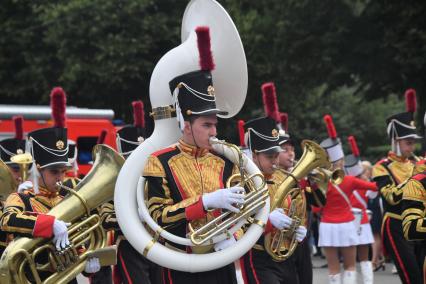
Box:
[402,177,426,241]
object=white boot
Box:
[329,273,341,284]
[360,261,374,284]
[343,270,357,284]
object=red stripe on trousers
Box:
[118,249,133,284]
[385,218,410,284]
[249,250,260,284]
[239,258,248,284]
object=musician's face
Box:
[253,152,279,175]
[398,138,416,158]
[184,115,218,150]
[8,165,21,183]
[279,143,295,170]
[39,166,68,192]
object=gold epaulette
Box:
[4,193,26,209]
[143,155,166,178]
[372,163,388,179]
[403,179,426,203]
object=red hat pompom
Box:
[13,116,24,140]
[261,82,280,123]
[50,87,67,128]
[405,89,417,113]
[280,112,288,132]
[97,129,108,144]
[323,114,337,139]
[348,135,360,157]
[238,120,246,147]
[132,100,145,128]
[196,26,215,71]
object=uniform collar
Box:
[388,151,409,163]
[178,139,209,157]
[37,186,59,198]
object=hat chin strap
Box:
[391,138,402,156]
[29,140,39,194]
[173,87,185,132]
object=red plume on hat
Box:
[50,87,67,128]
[13,115,24,140]
[348,136,360,157]
[261,82,280,123]
[132,100,145,128]
[238,120,246,147]
[323,114,337,139]
[280,112,288,132]
[405,89,416,113]
[196,26,215,71]
[97,129,108,144]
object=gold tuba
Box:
[0,159,17,202]
[0,145,124,284]
[264,140,331,261]
[10,153,33,183]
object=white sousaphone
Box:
[114,0,269,272]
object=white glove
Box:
[202,186,245,213]
[295,226,307,242]
[365,190,378,199]
[84,257,101,274]
[214,236,237,251]
[17,181,33,193]
[269,208,292,230]
[53,219,71,250]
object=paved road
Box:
[311,255,401,284]
[77,255,402,283]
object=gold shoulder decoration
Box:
[143,155,166,177]
[403,179,426,202]
[372,163,388,178]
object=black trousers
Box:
[243,249,298,284]
[162,263,237,284]
[292,240,313,284]
[90,266,112,284]
[382,217,423,284]
[116,240,162,284]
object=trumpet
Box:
[309,168,345,186]
[411,152,424,162]
[10,152,33,183]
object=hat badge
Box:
[410,120,415,127]
[272,129,278,137]
[56,140,65,150]
[16,149,23,154]
[207,85,215,97]
[137,136,145,143]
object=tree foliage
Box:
[0,0,425,159]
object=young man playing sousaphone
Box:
[0,115,27,257]
[0,87,100,282]
[143,26,244,284]
[100,100,162,284]
[241,116,307,284]
[372,89,423,284]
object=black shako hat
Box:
[169,27,227,121]
[386,89,421,140]
[28,127,69,169]
[116,100,146,157]
[245,117,281,153]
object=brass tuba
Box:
[10,153,33,183]
[0,159,17,202]
[0,145,124,284]
[264,140,331,261]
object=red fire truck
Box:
[0,105,118,176]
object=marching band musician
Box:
[401,112,426,283]
[371,89,423,284]
[0,87,100,282]
[143,26,243,284]
[262,82,325,284]
[318,115,377,284]
[345,136,375,284]
[241,116,307,284]
[0,115,27,257]
[100,101,161,284]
